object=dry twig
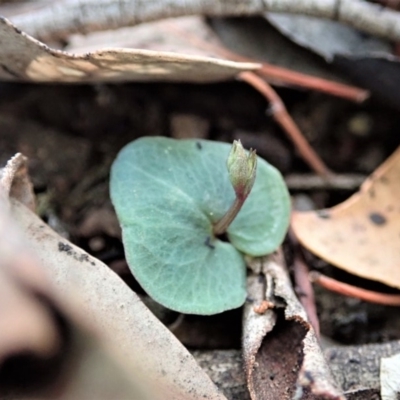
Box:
[257,63,369,103]
[311,271,400,306]
[163,21,370,102]
[239,71,331,176]
[285,173,367,190]
[289,229,320,337]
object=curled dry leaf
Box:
[0,156,152,400]
[10,198,227,400]
[292,146,400,289]
[0,153,226,400]
[66,16,223,57]
[0,16,258,83]
[0,261,153,400]
[243,254,343,400]
[0,201,60,363]
[67,16,368,103]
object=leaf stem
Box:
[213,140,257,236]
[213,196,245,236]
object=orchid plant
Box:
[110,137,290,315]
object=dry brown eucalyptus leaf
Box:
[0,153,226,399]
[9,198,227,400]
[243,254,343,400]
[0,273,153,400]
[0,16,258,83]
[66,16,222,57]
[291,146,400,289]
[0,158,153,400]
[0,200,60,363]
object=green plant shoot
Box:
[110,137,290,315]
[214,139,257,235]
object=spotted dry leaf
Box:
[292,146,400,289]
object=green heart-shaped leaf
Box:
[110,137,290,314]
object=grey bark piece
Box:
[194,344,400,400]
[243,256,343,400]
[325,341,400,396]
[192,350,251,400]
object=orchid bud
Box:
[227,140,257,200]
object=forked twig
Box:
[164,20,369,102]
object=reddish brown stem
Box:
[310,271,400,306]
[215,39,369,102]
[294,258,320,337]
[289,229,320,337]
[258,63,369,102]
[239,71,331,177]
[213,196,243,235]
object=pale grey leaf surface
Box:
[266,13,392,61]
[380,353,400,400]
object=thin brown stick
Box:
[289,229,320,337]
[258,63,369,103]
[310,271,400,306]
[239,71,331,177]
[295,258,320,336]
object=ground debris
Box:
[243,254,343,400]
